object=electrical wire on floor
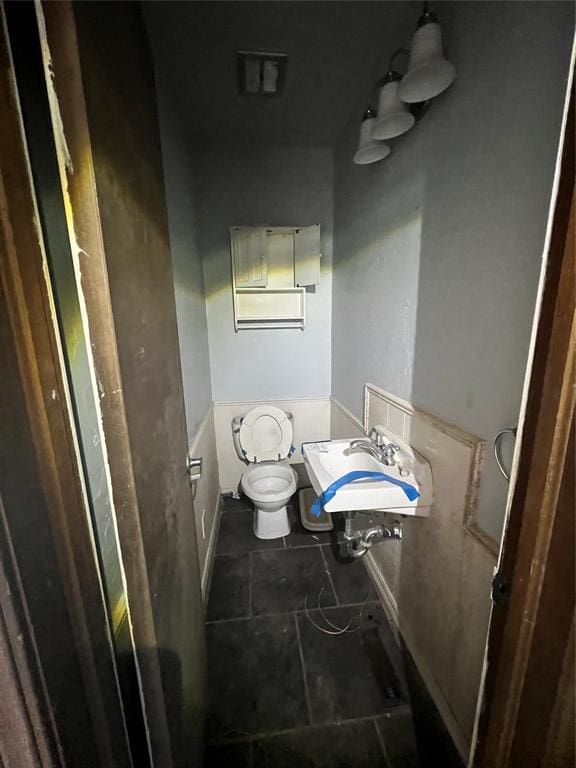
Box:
[303,585,372,635]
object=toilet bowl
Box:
[241,461,297,539]
[232,405,297,540]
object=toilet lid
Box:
[239,406,293,463]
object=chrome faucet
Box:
[345,439,382,460]
[344,428,401,466]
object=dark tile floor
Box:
[204,493,422,767]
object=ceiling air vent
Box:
[237,50,287,97]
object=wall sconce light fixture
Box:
[353,2,455,165]
[398,4,455,103]
[372,63,415,140]
[353,109,391,165]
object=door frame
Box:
[35,1,180,765]
[2,2,196,764]
[2,0,573,764]
[0,497,60,768]
[0,3,133,765]
[472,72,575,766]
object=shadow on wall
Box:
[197,146,334,296]
[145,69,213,443]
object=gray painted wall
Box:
[146,22,213,442]
[198,145,333,402]
[331,1,574,540]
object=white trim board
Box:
[201,493,222,600]
[212,395,332,407]
[186,404,221,593]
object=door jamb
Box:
[35,2,176,765]
[472,73,575,767]
[0,4,133,765]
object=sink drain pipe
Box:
[343,514,402,559]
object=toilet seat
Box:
[239,406,293,463]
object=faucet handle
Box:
[382,443,401,464]
[369,427,387,448]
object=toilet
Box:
[232,406,297,539]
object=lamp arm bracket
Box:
[386,47,410,77]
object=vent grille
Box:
[237,50,287,97]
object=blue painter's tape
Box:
[310,470,419,517]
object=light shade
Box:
[353,111,391,165]
[372,74,415,140]
[398,21,455,104]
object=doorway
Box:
[1,2,574,767]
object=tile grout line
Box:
[216,533,333,557]
[372,717,391,766]
[217,542,324,556]
[205,599,381,625]
[293,611,314,726]
[319,544,340,606]
[207,711,410,748]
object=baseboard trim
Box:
[201,491,223,600]
[364,551,470,764]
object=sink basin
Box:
[302,430,433,516]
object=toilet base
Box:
[254,505,291,540]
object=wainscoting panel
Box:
[331,386,497,762]
[213,397,331,493]
[187,406,221,597]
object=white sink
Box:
[302,429,433,516]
